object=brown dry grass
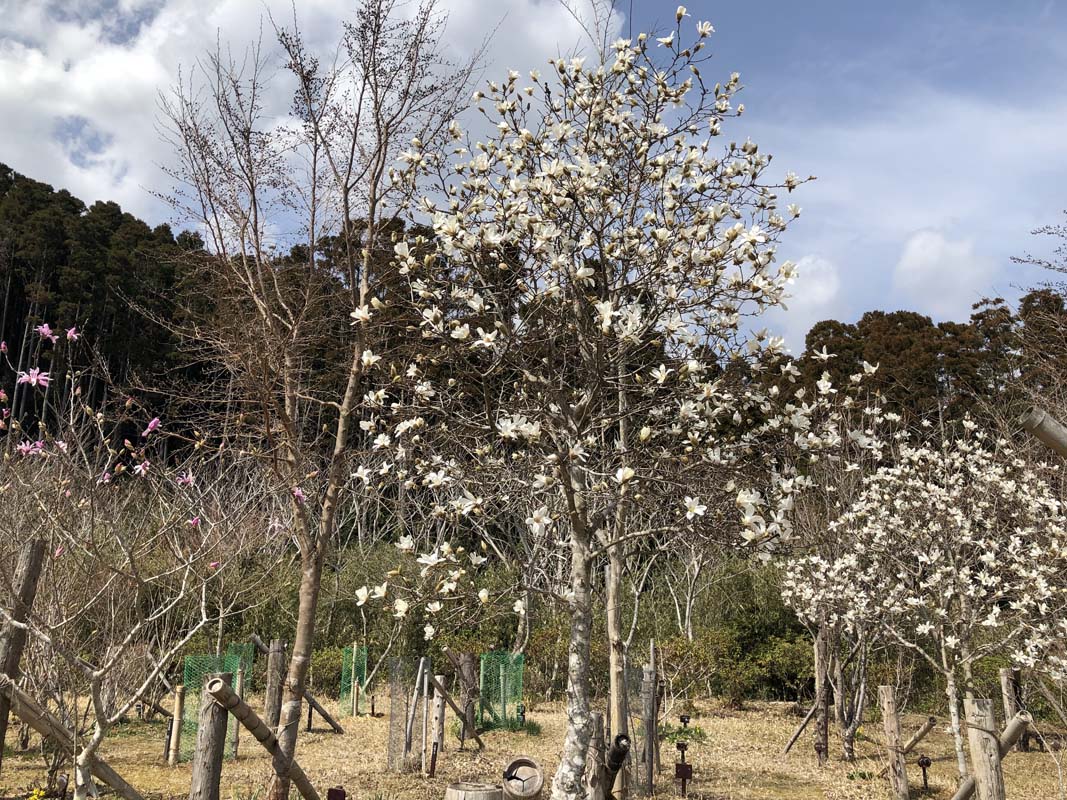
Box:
[2,697,1063,799]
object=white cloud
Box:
[772,254,841,352]
[0,0,609,222]
[891,230,999,319]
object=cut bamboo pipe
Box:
[1018,407,1067,458]
[206,678,320,800]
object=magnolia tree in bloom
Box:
[784,425,1067,779]
[383,8,811,797]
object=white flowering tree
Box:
[383,7,810,796]
[785,426,1067,780]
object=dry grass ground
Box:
[2,696,1064,799]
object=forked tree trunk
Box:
[268,556,322,800]
[550,533,594,800]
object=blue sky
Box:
[2,0,1065,348]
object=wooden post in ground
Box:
[189,672,231,800]
[878,686,909,800]
[650,641,660,774]
[964,699,1005,800]
[0,538,45,776]
[459,653,478,747]
[264,639,285,732]
[813,626,830,766]
[250,634,344,734]
[421,665,431,774]
[878,716,937,778]
[950,712,1031,800]
[427,675,485,749]
[998,668,1027,752]
[168,686,186,765]
[433,674,446,756]
[206,677,319,800]
[640,664,655,796]
[587,711,608,800]
[405,657,427,760]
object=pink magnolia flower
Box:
[0,390,7,403]
[142,417,161,437]
[54,545,65,558]
[16,440,44,457]
[98,471,112,484]
[292,487,307,505]
[16,369,50,388]
[66,326,80,341]
[133,460,150,477]
[0,341,7,353]
[34,323,58,343]
[177,472,195,487]
[188,516,201,527]
[209,561,221,570]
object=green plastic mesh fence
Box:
[225,641,256,690]
[339,644,368,716]
[178,653,243,761]
[478,651,524,726]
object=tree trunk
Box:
[945,667,968,781]
[264,639,285,732]
[268,556,322,800]
[0,538,45,775]
[879,685,909,800]
[812,622,830,766]
[549,534,594,800]
[605,555,629,800]
[963,699,1004,800]
[189,673,232,800]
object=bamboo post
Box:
[433,673,446,756]
[189,673,230,800]
[351,641,360,716]
[950,712,1032,800]
[999,668,1027,752]
[206,677,319,800]
[264,639,285,732]
[964,699,1005,800]
[641,664,655,796]
[1018,407,1067,458]
[459,652,479,747]
[587,711,608,800]
[250,634,343,733]
[500,662,508,722]
[168,686,186,765]
[232,669,244,758]
[0,538,45,776]
[650,641,660,774]
[878,686,909,800]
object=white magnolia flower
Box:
[451,324,471,341]
[427,601,443,614]
[684,496,707,520]
[526,506,553,535]
[423,625,436,641]
[371,582,388,600]
[513,598,527,616]
[361,349,382,368]
[396,535,416,553]
[478,588,490,604]
[393,598,410,618]
[615,466,636,484]
[350,305,372,324]
[355,586,370,606]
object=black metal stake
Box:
[429,741,439,777]
[307,700,314,731]
[918,754,932,791]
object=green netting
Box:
[225,641,256,690]
[178,652,243,761]
[478,651,524,726]
[339,644,368,716]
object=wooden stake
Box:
[999,668,1027,752]
[250,634,344,734]
[168,686,186,766]
[404,657,426,756]
[233,669,244,758]
[0,538,45,776]
[950,712,1031,800]
[189,672,231,800]
[878,716,937,777]
[878,686,909,800]
[422,665,430,774]
[428,674,485,749]
[641,664,655,796]
[264,639,285,732]
[351,641,360,716]
[963,699,1005,800]
[587,711,607,800]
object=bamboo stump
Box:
[189,672,231,800]
[964,699,1005,800]
[999,668,1028,752]
[264,639,285,732]
[879,686,909,800]
[445,783,502,800]
[168,686,186,765]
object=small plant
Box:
[846,770,874,781]
[659,722,708,744]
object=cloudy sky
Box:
[1,0,1064,349]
